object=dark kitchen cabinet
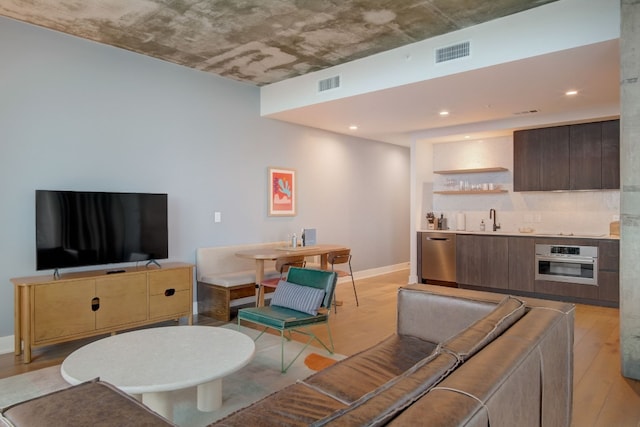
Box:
[456,234,508,290]
[513,126,570,191]
[456,235,482,286]
[570,122,602,190]
[598,239,619,303]
[513,120,620,191]
[456,234,619,307]
[508,237,535,292]
[601,120,620,189]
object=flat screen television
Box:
[36,190,168,271]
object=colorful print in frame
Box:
[269,167,296,216]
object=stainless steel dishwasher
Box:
[418,232,456,285]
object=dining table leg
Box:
[255,259,266,307]
[320,253,329,270]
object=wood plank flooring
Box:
[1,269,639,426]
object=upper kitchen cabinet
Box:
[513,119,620,191]
[513,126,570,191]
[601,120,620,189]
[570,122,603,190]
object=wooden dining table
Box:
[235,244,348,306]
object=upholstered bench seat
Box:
[199,269,279,287]
[196,242,283,321]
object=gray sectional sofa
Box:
[1,284,574,426]
[213,284,575,426]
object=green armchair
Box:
[237,267,338,372]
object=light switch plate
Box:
[214,211,221,223]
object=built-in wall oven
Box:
[535,244,598,285]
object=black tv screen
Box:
[36,190,168,271]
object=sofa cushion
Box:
[442,295,526,361]
[303,334,438,404]
[311,351,459,426]
[212,382,347,426]
[270,280,325,315]
[0,379,174,427]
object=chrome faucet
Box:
[489,208,500,232]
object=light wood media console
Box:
[11,262,193,363]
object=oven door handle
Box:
[535,255,596,264]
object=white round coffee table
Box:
[61,326,255,421]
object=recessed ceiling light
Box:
[439,111,449,116]
[565,90,578,96]
[348,125,358,130]
[464,135,470,139]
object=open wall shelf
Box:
[434,189,508,195]
[434,167,508,174]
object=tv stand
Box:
[11,262,193,363]
[146,259,161,268]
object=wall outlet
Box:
[534,214,542,223]
[214,211,221,223]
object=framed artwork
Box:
[268,167,296,216]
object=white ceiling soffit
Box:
[260,0,620,146]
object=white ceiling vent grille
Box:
[435,41,470,63]
[318,75,340,92]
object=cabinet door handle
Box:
[91,297,100,311]
[164,288,176,297]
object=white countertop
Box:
[419,229,619,240]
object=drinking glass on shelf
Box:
[445,178,456,190]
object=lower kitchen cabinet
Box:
[508,237,535,292]
[533,279,599,300]
[456,235,481,286]
[456,234,508,290]
[598,240,620,303]
[454,234,619,307]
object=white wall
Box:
[0,17,410,339]
[420,136,619,234]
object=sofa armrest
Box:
[397,285,500,343]
[1,379,175,426]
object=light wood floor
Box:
[2,269,639,426]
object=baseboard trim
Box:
[1,262,410,355]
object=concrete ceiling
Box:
[0,0,559,86]
[1,0,619,146]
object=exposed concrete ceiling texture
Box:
[1,0,619,146]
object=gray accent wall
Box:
[0,17,410,338]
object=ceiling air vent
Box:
[435,41,470,63]
[318,75,340,92]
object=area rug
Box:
[0,324,345,427]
